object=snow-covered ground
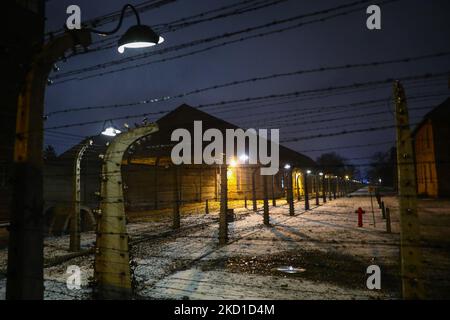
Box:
[1,193,449,299]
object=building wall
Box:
[415,121,438,197]
[433,117,450,197]
[122,163,287,211]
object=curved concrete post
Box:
[70,139,92,252]
[7,29,91,300]
[94,124,159,299]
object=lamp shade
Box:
[117,25,164,53]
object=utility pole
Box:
[6,30,91,300]
[393,81,425,299]
[219,156,228,245]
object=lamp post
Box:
[6,4,164,300]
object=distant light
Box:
[101,127,121,137]
[284,164,291,170]
[319,172,324,176]
[345,175,349,180]
[378,178,382,183]
[239,154,249,162]
[306,170,311,174]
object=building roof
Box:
[412,97,450,137]
[54,104,316,168]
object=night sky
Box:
[43,0,450,175]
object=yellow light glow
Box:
[227,169,233,178]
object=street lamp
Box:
[90,4,164,54]
[101,121,122,137]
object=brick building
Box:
[413,98,450,198]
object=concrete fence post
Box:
[172,166,180,229]
[252,168,257,212]
[322,174,327,203]
[386,207,391,233]
[287,170,295,215]
[328,176,332,201]
[333,177,337,199]
[263,174,270,225]
[271,175,276,207]
[219,159,228,245]
[304,172,310,210]
[94,124,158,300]
[315,175,320,206]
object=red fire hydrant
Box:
[355,207,365,227]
